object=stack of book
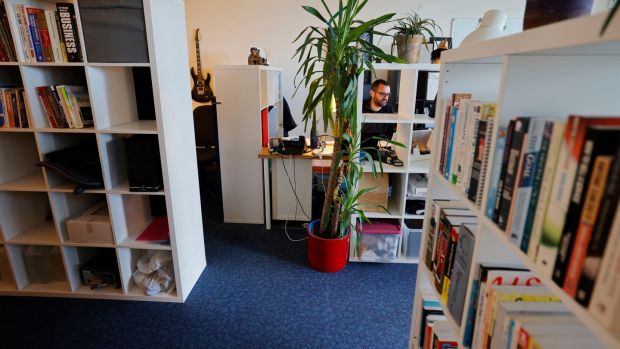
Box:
[36,85,92,128]
[0,4,16,61]
[418,287,457,349]
[436,92,620,335]
[0,86,28,128]
[12,2,82,63]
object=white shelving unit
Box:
[0,0,205,302]
[213,65,283,224]
[350,63,439,264]
[409,12,620,348]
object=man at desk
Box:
[361,79,397,149]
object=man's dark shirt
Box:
[361,99,396,147]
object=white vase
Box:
[396,34,424,63]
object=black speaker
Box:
[125,135,163,192]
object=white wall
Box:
[186,0,526,136]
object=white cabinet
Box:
[409,12,620,348]
[351,63,438,264]
[0,0,205,302]
[213,65,283,224]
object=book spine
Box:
[434,217,451,292]
[528,122,565,260]
[462,105,482,194]
[17,89,28,128]
[35,9,52,62]
[50,85,70,128]
[486,126,507,218]
[0,90,5,127]
[563,155,612,296]
[441,225,460,304]
[454,100,472,188]
[445,107,458,180]
[439,103,451,174]
[520,121,553,252]
[497,118,530,230]
[37,86,56,128]
[54,11,68,62]
[477,106,497,209]
[0,6,16,61]
[552,128,620,287]
[508,119,545,246]
[425,201,440,270]
[467,119,487,203]
[588,204,620,328]
[575,145,620,306]
[44,11,61,62]
[13,4,34,62]
[56,3,80,62]
[10,90,18,128]
[26,7,44,62]
[447,225,476,325]
[493,120,516,223]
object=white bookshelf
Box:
[213,65,283,224]
[0,0,205,302]
[351,63,438,264]
[409,12,620,349]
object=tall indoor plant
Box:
[293,0,401,272]
[390,12,440,63]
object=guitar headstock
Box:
[195,28,201,42]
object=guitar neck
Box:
[195,41,203,79]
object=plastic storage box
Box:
[356,220,401,261]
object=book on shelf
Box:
[462,265,537,348]
[0,86,28,129]
[446,223,476,326]
[433,214,477,293]
[551,126,620,288]
[490,301,571,349]
[525,121,565,258]
[56,2,82,62]
[496,117,530,231]
[419,288,444,349]
[588,203,620,330]
[0,5,16,61]
[576,145,620,306]
[431,320,458,349]
[476,285,559,349]
[468,103,496,208]
[507,119,549,247]
[537,116,620,277]
[37,85,91,129]
[424,200,469,271]
[35,8,53,62]
[485,125,508,220]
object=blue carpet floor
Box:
[0,210,417,348]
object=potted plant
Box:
[390,12,441,64]
[293,0,401,272]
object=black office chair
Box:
[193,103,222,216]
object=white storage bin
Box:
[356,220,401,261]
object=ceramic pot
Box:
[395,34,424,63]
[524,0,593,30]
[307,220,350,273]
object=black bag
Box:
[37,141,104,194]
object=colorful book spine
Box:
[445,106,459,181]
[26,7,44,62]
[508,119,546,247]
[519,121,553,253]
[527,122,565,260]
[575,145,620,306]
[13,4,34,62]
[35,9,52,62]
[447,224,477,325]
[486,126,507,219]
[56,3,81,62]
[552,126,620,287]
[563,155,612,296]
[493,120,516,223]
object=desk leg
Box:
[263,158,271,230]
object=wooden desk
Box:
[258,146,333,229]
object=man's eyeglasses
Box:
[372,90,391,98]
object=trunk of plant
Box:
[319,138,343,238]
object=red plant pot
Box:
[307,220,350,273]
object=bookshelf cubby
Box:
[352,64,438,264]
[0,0,205,302]
[409,12,620,349]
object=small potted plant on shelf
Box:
[390,12,441,64]
[293,0,402,272]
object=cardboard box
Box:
[67,202,114,244]
[358,173,389,213]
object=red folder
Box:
[136,217,169,243]
[261,108,269,147]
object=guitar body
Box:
[191,67,213,103]
[190,29,215,103]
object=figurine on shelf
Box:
[248,47,269,66]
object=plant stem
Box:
[319,138,342,237]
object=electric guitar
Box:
[190,29,214,102]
